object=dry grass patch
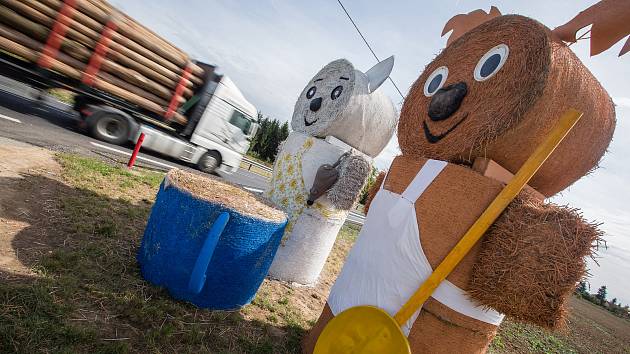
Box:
[2,152,625,353]
[0,153,358,353]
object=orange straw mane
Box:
[441,6,501,46]
[552,0,630,56]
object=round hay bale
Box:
[290,58,397,157]
[398,15,615,196]
[137,169,287,310]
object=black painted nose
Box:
[428,82,467,121]
[310,97,322,112]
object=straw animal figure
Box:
[305,2,628,353]
[266,57,397,285]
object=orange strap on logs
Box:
[37,0,78,69]
[165,63,193,120]
[82,20,118,86]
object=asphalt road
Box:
[0,78,365,225]
[0,82,268,191]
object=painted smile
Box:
[423,113,468,143]
[304,116,318,126]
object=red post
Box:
[127,133,145,169]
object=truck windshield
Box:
[229,110,253,135]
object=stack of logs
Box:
[0,0,207,125]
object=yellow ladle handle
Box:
[393,108,583,326]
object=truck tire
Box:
[197,151,222,174]
[90,113,130,145]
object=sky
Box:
[110,0,630,304]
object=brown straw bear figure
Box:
[305,3,629,353]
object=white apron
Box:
[328,159,504,335]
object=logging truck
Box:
[0,0,259,174]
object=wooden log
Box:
[88,0,191,65]
[8,0,199,91]
[29,0,101,33]
[0,4,182,100]
[1,5,195,98]
[0,25,181,109]
[99,61,181,101]
[85,0,205,79]
[41,0,205,80]
[4,0,96,48]
[22,0,192,85]
[0,33,187,125]
[0,6,92,61]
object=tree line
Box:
[575,281,630,319]
[248,112,289,163]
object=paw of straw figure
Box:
[305,4,624,353]
[266,57,398,285]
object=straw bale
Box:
[166,169,285,223]
[469,191,603,329]
[398,15,615,197]
[291,59,397,158]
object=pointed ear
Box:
[366,55,394,93]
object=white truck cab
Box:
[89,71,259,175]
[189,76,258,173]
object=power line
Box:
[336,0,405,100]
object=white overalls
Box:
[328,159,504,335]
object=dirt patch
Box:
[0,138,61,279]
[563,296,630,353]
[0,142,359,353]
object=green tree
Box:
[596,285,607,304]
[576,281,588,297]
[359,166,379,205]
[279,121,289,142]
[247,112,290,163]
[261,119,280,161]
[248,112,265,153]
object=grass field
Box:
[0,151,628,353]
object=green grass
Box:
[4,153,618,353]
[47,88,76,105]
[57,154,163,193]
[489,321,577,354]
[338,223,361,242]
[1,154,346,353]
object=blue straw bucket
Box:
[138,170,287,310]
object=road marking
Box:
[235,168,271,180]
[89,142,176,169]
[0,114,21,124]
[242,186,264,194]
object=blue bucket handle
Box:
[188,212,230,294]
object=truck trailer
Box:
[0,0,258,174]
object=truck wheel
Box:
[197,151,221,174]
[90,114,129,145]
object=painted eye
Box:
[423,66,448,97]
[474,44,509,81]
[331,85,343,100]
[306,86,316,99]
